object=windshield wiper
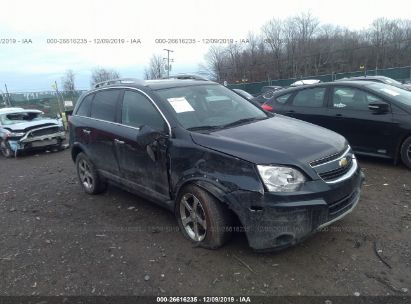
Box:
[187,125,224,132]
[221,117,267,129]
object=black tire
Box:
[400,136,411,169]
[175,184,233,249]
[0,140,13,158]
[75,152,107,194]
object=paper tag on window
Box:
[168,97,195,113]
[380,88,399,96]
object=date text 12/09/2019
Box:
[156,296,251,303]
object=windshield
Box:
[0,112,43,125]
[156,84,268,131]
[368,83,411,107]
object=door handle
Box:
[286,110,295,114]
[82,129,91,135]
[335,113,343,118]
[114,139,125,145]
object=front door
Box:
[114,89,170,200]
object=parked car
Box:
[232,89,254,100]
[290,79,321,87]
[253,86,284,105]
[69,77,364,251]
[261,85,283,93]
[337,75,411,91]
[261,81,411,168]
[0,107,66,158]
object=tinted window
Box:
[121,91,165,131]
[292,87,325,107]
[91,90,121,122]
[368,83,411,107]
[275,93,292,104]
[76,94,94,117]
[332,87,384,111]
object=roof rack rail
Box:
[165,74,209,81]
[94,78,145,88]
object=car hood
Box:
[3,119,60,132]
[190,115,347,167]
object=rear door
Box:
[114,89,170,200]
[324,85,395,156]
[281,86,328,126]
[88,89,123,176]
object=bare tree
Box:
[201,13,411,84]
[61,70,76,93]
[144,54,166,80]
[90,68,120,86]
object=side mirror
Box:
[368,101,389,114]
[136,125,168,161]
[136,125,167,147]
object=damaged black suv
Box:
[69,76,365,250]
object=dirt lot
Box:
[0,149,410,296]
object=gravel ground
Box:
[0,149,410,296]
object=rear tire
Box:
[400,136,411,169]
[75,152,107,194]
[175,184,232,249]
[0,140,13,158]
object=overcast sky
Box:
[0,0,410,92]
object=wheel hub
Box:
[179,193,207,242]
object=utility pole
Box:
[163,49,174,78]
[4,84,11,107]
[52,81,64,116]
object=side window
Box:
[292,87,326,107]
[332,87,384,111]
[76,94,94,117]
[91,89,121,122]
[121,91,165,131]
[275,93,292,104]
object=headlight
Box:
[8,132,25,137]
[257,165,306,192]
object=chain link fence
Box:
[227,66,411,95]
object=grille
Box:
[29,126,60,137]
[310,149,346,167]
[328,190,359,219]
[318,157,353,181]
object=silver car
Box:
[0,107,66,157]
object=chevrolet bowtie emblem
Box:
[339,157,348,168]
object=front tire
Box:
[175,184,233,249]
[75,152,107,194]
[400,136,411,169]
[0,140,13,158]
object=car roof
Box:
[0,107,43,115]
[90,77,217,92]
[270,80,378,96]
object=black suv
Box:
[69,77,364,250]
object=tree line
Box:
[202,13,411,83]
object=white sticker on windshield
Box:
[379,88,400,96]
[167,97,195,113]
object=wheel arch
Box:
[395,132,411,165]
[71,143,84,162]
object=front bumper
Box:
[8,131,66,153]
[226,167,365,251]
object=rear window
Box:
[76,94,94,117]
[292,87,326,107]
[91,90,121,122]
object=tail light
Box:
[262,103,274,111]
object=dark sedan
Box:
[262,81,411,168]
[337,76,411,91]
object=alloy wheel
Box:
[78,159,93,191]
[179,193,207,242]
